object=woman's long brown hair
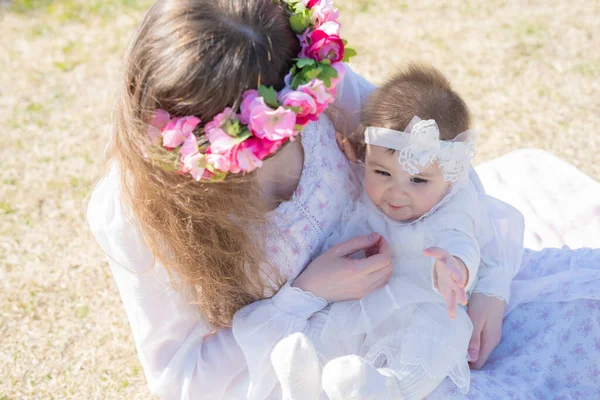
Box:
[107,0,300,328]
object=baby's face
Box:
[364,145,451,222]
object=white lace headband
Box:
[364,116,475,183]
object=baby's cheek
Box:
[364,176,382,205]
[422,188,445,212]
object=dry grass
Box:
[1,0,598,398]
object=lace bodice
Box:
[264,114,358,281]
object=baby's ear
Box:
[335,131,360,162]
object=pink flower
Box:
[249,97,297,141]
[150,109,171,128]
[310,0,339,26]
[305,26,344,63]
[235,140,264,172]
[298,29,312,58]
[182,152,206,181]
[211,107,236,127]
[205,150,232,172]
[246,137,286,160]
[179,133,198,160]
[162,116,201,148]
[279,88,318,125]
[204,108,238,154]
[298,79,336,114]
[240,90,259,125]
[316,20,341,36]
[148,109,171,143]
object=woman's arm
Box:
[87,170,328,400]
[88,168,392,399]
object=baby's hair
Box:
[351,63,471,159]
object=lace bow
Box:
[364,116,475,183]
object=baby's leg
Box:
[271,306,369,400]
[375,365,445,400]
[322,355,399,400]
[271,332,323,400]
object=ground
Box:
[1,0,598,398]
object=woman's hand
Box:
[466,292,506,369]
[293,233,393,302]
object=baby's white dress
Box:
[316,177,517,397]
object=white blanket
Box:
[426,149,600,399]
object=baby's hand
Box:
[423,247,468,320]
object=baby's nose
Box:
[389,183,409,197]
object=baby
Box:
[273,64,501,400]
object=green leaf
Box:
[148,146,182,171]
[285,105,302,113]
[296,58,316,69]
[291,73,308,89]
[233,129,252,144]
[318,64,338,87]
[205,163,229,181]
[303,66,322,81]
[258,85,280,108]
[342,47,358,63]
[290,14,309,34]
[320,64,338,79]
[289,8,313,33]
[196,154,208,169]
[320,59,331,66]
[223,119,241,137]
[292,2,307,14]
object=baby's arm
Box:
[425,228,480,319]
[424,188,481,318]
[468,168,525,303]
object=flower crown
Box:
[364,117,476,183]
[146,0,356,182]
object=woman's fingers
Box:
[468,329,482,365]
[331,233,380,258]
[365,264,393,286]
[467,293,505,369]
[365,236,392,258]
[467,309,485,366]
[352,252,392,275]
[472,313,503,369]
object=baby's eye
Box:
[411,177,428,184]
[375,169,391,177]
